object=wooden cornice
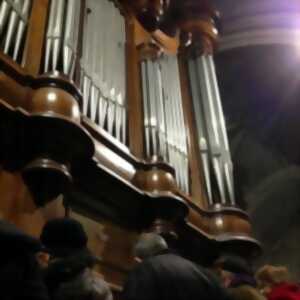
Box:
[120,0,219,55]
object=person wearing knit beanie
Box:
[40,218,112,300]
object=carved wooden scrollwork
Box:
[0,70,95,207]
[122,0,219,54]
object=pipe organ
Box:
[44,0,127,144]
[141,55,189,194]
[0,0,260,292]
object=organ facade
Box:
[0,0,260,293]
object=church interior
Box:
[0,0,299,294]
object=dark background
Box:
[215,44,300,278]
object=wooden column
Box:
[0,170,65,237]
[126,16,145,158]
[178,55,207,208]
[22,0,50,76]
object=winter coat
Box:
[267,283,300,300]
[122,251,231,300]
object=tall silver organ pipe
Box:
[188,54,235,206]
[0,0,32,64]
[141,56,189,194]
[44,0,127,145]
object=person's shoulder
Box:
[150,252,193,265]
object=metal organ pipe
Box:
[45,0,81,75]
[63,0,80,77]
[188,60,213,206]
[188,55,235,206]
[44,0,127,146]
[207,56,235,205]
[0,0,32,63]
[13,0,31,61]
[141,55,189,194]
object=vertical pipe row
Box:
[188,59,213,205]
[79,0,127,145]
[161,56,189,194]
[0,0,32,63]
[141,60,157,159]
[44,0,79,113]
[45,0,81,78]
[45,0,126,145]
[207,56,235,205]
[63,0,81,76]
[141,55,189,194]
[188,54,235,206]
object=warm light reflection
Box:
[94,142,135,176]
[212,27,218,35]
[47,92,57,102]
[215,217,224,227]
[152,173,159,182]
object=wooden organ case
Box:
[0,0,260,292]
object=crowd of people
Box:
[0,217,299,300]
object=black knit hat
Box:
[0,220,42,256]
[40,218,89,258]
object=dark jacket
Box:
[122,251,230,300]
[0,221,49,300]
[0,253,49,300]
[44,252,96,296]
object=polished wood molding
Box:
[126,16,145,158]
[0,94,260,256]
[0,69,95,206]
[137,41,162,61]
[152,29,179,55]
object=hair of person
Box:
[256,265,290,287]
[53,269,112,300]
[133,233,168,260]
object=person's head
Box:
[0,220,49,300]
[0,220,42,256]
[134,233,168,261]
[40,217,89,260]
[53,269,112,300]
[213,255,254,288]
[256,265,290,295]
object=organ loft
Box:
[0,0,262,294]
